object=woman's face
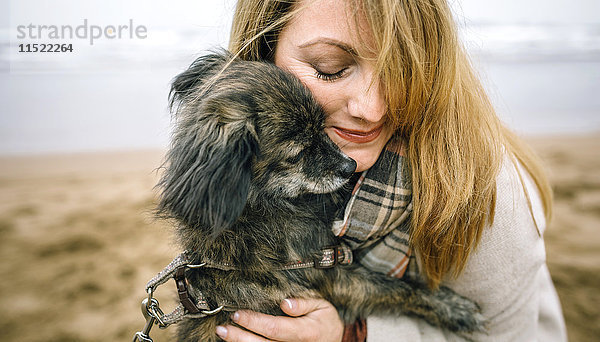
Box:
[274,0,394,172]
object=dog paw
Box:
[432,286,487,333]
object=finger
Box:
[281,298,344,342]
[232,310,304,341]
[216,324,272,342]
[280,297,331,317]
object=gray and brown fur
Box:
[158,51,485,341]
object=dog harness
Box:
[132,244,353,342]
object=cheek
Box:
[305,82,343,113]
[298,78,351,124]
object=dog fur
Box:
[158,51,485,341]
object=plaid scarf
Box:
[333,135,415,279]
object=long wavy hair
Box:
[228,0,553,288]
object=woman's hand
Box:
[215,298,344,342]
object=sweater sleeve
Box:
[366,158,567,342]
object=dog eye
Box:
[285,150,304,164]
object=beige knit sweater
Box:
[367,158,567,341]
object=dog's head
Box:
[158,52,356,236]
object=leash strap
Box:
[146,252,191,292]
[133,244,353,341]
[279,244,353,270]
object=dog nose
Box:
[339,158,357,179]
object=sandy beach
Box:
[0,133,598,342]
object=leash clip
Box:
[133,252,230,342]
[132,293,159,342]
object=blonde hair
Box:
[229,0,553,288]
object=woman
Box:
[215,0,567,341]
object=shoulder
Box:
[466,155,548,275]
[493,154,547,237]
[439,155,551,340]
[445,155,547,299]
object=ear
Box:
[159,50,256,236]
[168,51,230,110]
[158,113,258,237]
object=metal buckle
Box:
[314,246,339,269]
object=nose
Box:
[338,158,357,179]
[347,67,387,123]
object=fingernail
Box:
[284,298,295,310]
[216,325,227,338]
[231,311,240,323]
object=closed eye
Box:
[314,67,348,82]
[285,150,305,164]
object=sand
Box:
[0,134,598,342]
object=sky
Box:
[453,0,600,24]
[2,0,597,71]
[3,1,235,30]
[1,0,599,154]
[3,0,600,30]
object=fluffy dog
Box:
[158,52,484,341]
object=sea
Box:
[1,22,599,155]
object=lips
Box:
[332,125,383,144]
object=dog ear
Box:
[158,110,258,237]
[168,51,230,111]
[159,51,258,237]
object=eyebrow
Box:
[298,38,358,56]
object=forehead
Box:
[280,0,375,55]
